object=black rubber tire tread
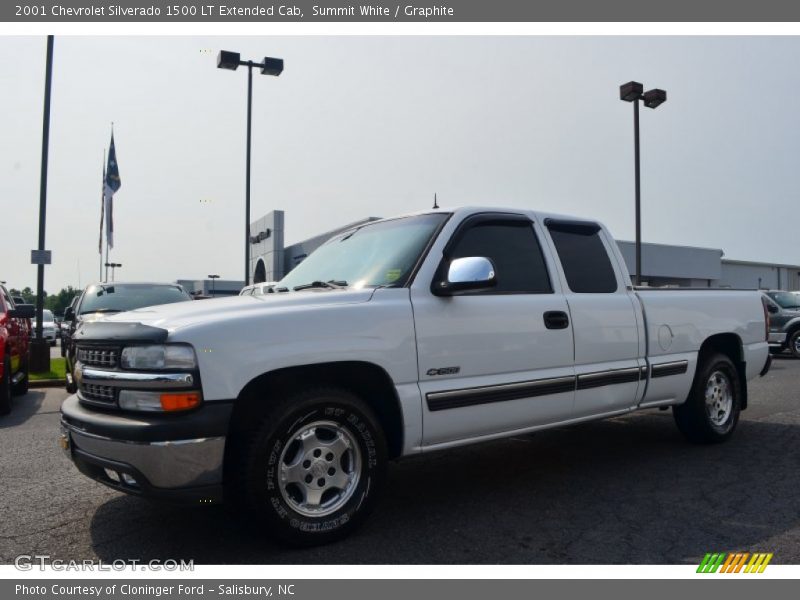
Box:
[673,352,741,444]
[0,358,12,416]
[226,385,387,547]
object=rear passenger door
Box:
[543,220,644,417]
[412,213,576,447]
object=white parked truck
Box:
[60,207,772,545]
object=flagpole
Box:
[100,149,105,282]
[104,123,112,283]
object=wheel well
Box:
[698,333,747,410]
[226,361,404,459]
[785,322,800,343]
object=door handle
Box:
[543,310,570,330]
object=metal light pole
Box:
[104,262,122,282]
[619,82,667,287]
[208,274,220,297]
[31,35,55,373]
[216,50,284,287]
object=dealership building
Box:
[184,209,800,295]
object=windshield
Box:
[79,284,192,314]
[278,214,449,291]
[40,310,54,322]
[767,291,800,310]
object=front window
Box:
[278,214,448,290]
[42,310,54,322]
[79,284,192,314]
[767,291,800,310]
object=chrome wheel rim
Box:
[794,335,800,354]
[705,370,733,427]
[277,420,362,518]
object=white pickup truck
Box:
[60,207,771,545]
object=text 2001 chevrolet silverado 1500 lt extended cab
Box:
[60,207,771,545]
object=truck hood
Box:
[100,288,376,331]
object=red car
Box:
[1,283,34,415]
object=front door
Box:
[412,213,576,447]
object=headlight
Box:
[120,345,196,370]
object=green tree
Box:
[9,286,79,316]
[46,286,79,316]
[9,287,37,304]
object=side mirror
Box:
[64,306,75,321]
[434,256,496,296]
[767,304,779,314]
[8,304,35,319]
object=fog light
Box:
[118,390,202,412]
[118,390,164,412]
[104,469,120,482]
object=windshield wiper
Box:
[292,280,348,291]
[80,308,123,315]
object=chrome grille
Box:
[77,347,118,369]
[79,383,116,405]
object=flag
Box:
[103,133,121,248]
[99,152,105,254]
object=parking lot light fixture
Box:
[216,50,284,287]
[208,274,220,297]
[104,262,122,282]
[619,80,668,286]
[216,50,241,70]
[643,88,668,109]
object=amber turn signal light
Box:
[159,392,201,412]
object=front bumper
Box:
[760,354,772,378]
[768,331,787,346]
[60,395,232,504]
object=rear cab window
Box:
[546,220,620,293]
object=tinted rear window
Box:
[548,224,618,293]
[79,284,191,314]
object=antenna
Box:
[433,193,439,209]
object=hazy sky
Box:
[2,35,799,291]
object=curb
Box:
[28,379,65,389]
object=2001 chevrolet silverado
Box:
[60,207,771,545]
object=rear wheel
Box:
[228,386,387,546]
[673,353,741,444]
[0,358,12,416]
[789,330,800,359]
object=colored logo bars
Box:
[697,552,773,573]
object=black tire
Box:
[788,330,800,359]
[228,386,387,546]
[673,353,741,444]
[11,357,29,396]
[0,357,12,416]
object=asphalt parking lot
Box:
[1,357,798,565]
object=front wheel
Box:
[229,386,387,546]
[673,353,741,444]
